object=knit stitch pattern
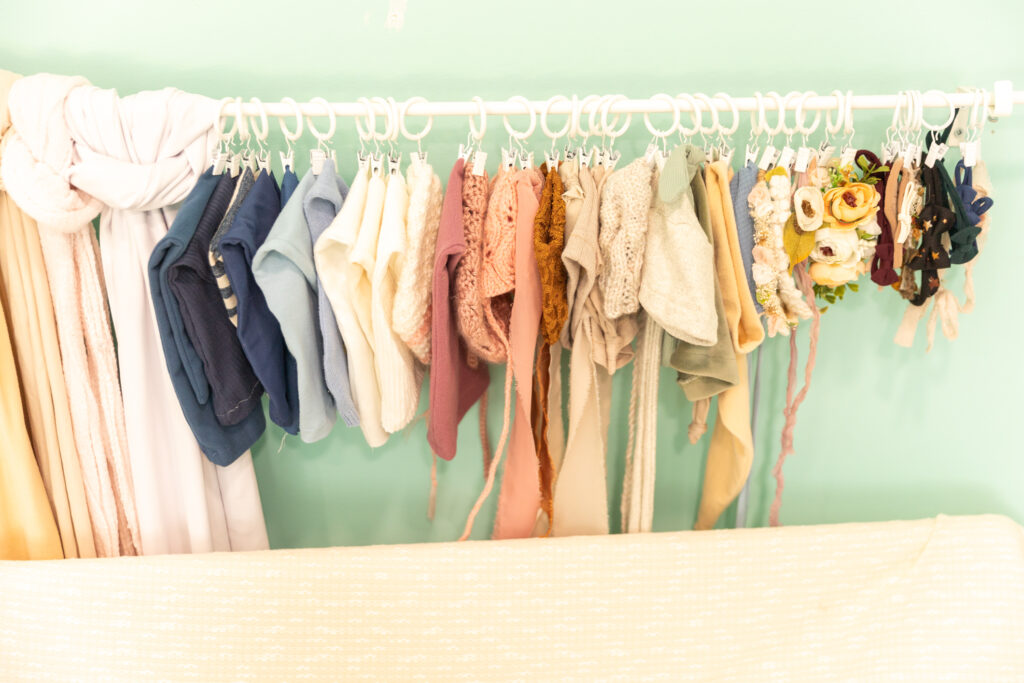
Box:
[534,165,568,345]
[598,158,655,321]
[392,157,442,365]
[455,166,506,364]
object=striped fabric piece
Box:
[209,168,257,326]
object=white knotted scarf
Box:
[2,74,268,554]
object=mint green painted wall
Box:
[3,0,1022,548]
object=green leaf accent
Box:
[835,284,846,297]
[825,294,837,303]
[848,282,859,292]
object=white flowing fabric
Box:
[3,74,268,555]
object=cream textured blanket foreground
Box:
[2,514,1023,681]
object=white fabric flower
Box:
[811,228,860,267]
[793,187,824,232]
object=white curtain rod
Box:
[229,82,1019,120]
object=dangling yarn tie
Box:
[688,399,710,444]
[769,264,821,527]
[459,363,514,541]
[478,390,492,472]
[427,453,438,521]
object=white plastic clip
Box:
[838,145,855,168]
[757,144,777,171]
[310,148,327,175]
[794,146,812,173]
[471,150,488,176]
[212,151,229,176]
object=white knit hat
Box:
[598,158,655,321]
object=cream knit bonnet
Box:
[392,156,442,365]
[598,158,655,321]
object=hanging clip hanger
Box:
[818,89,844,165]
[540,94,571,170]
[400,96,432,164]
[382,97,402,175]
[836,90,856,168]
[694,92,721,162]
[600,94,630,170]
[642,93,679,168]
[355,96,378,171]
[922,89,955,168]
[278,97,302,175]
[712,92,739,167]
[774,91,801,171]
[306,97,336,176]
[211,97,236,176]
[791,91,820,172]
[746,91,767,167]
[248,97,272,174]
[230,97,247,177]
[573,95,599,167]
[467,96,488,175]
[756,91,784,170]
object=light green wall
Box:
[3,0,1022,548]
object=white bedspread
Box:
[2,514,1023,681]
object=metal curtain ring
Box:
[306,96,336,142]
[502,95,536,140]
[921,89,955,131]
[714,92,740,136]
[278,97,303,142]
[693,93,719,135]
[468,96,487,142]
[399,96,433,141]
[540,95,572,139]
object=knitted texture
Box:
[371,170,420,433]
[770,264,820,526]
[393,157,442,365]
[534,165,568,345]
[598,158,655,321]
[479,168,517,358]
[455,165,506,364]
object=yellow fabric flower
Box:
[808,261,859,288]
[822,182,880,230]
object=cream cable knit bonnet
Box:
[598,158,655,321]
[392,156,442,364]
